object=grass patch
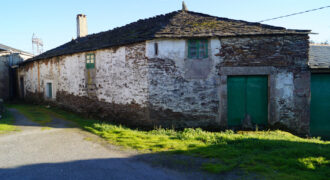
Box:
[41,127,52,131]
[6,104,52,125]
[0,109,18,134]
[83,137,93,142]
[7,103,330,179]
[202,162,237,173]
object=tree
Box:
[321,40,329,45]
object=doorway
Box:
[19,77,24,98]
[46,83,52,99]
[310,74,330,139]
[227,76,268,126]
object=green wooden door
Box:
[227,77,246,126]
[227,76,268,126]
[311,74,330,139]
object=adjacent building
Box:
[309,44,330,138]
[0,44,32,100]
[17,8,313,135]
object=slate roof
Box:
[0,43,32,55]
[23,10,311,64]
[309,45,330,69]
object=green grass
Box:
[41,127,52,131]
[6,103,330,179]
[0,109,18,134]
[6,104,52,125]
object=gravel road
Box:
[0,109,217,180]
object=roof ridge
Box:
[184,10,308,32]
[23,10,310,64]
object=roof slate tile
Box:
[24,10,310,63]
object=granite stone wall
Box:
[0,57,9,100]
[18,34,311,135]
[147,58,221,129]
[18,43,151,127]
[219,35,309,68]
[145,38,222,129]
[218,35,310,135]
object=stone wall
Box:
[218,35,310,135]
[144,35,310,134]
[18,42,151,127]
[0,57,9,100]
[18,35,311,135]
[0,52,32,100]
[145,38,222,129]
[219,35,309,68]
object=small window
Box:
[188,39,208,59]
[86,53,95,69]
[154,43,158,56]
[46,83,52,99]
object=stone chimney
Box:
[182,1,188,11]
[77,14,88,38]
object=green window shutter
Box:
[188,39,208,59]
[90,61,95,69]
[199,40,203,58]
[90,54,95,68]
[198,40,208,59]
[86,53,95,69]
[86,54,89,69]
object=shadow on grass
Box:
[191,139,329,179]
[133,138,330,179]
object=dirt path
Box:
[0,109,222,180]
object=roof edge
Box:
[0,43,33,56]
[24,10,311,64]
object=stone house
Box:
[0,44,33,100]
[17,8,312,135]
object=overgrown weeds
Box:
[0,109,18,133]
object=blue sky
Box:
[1,0,329,53]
